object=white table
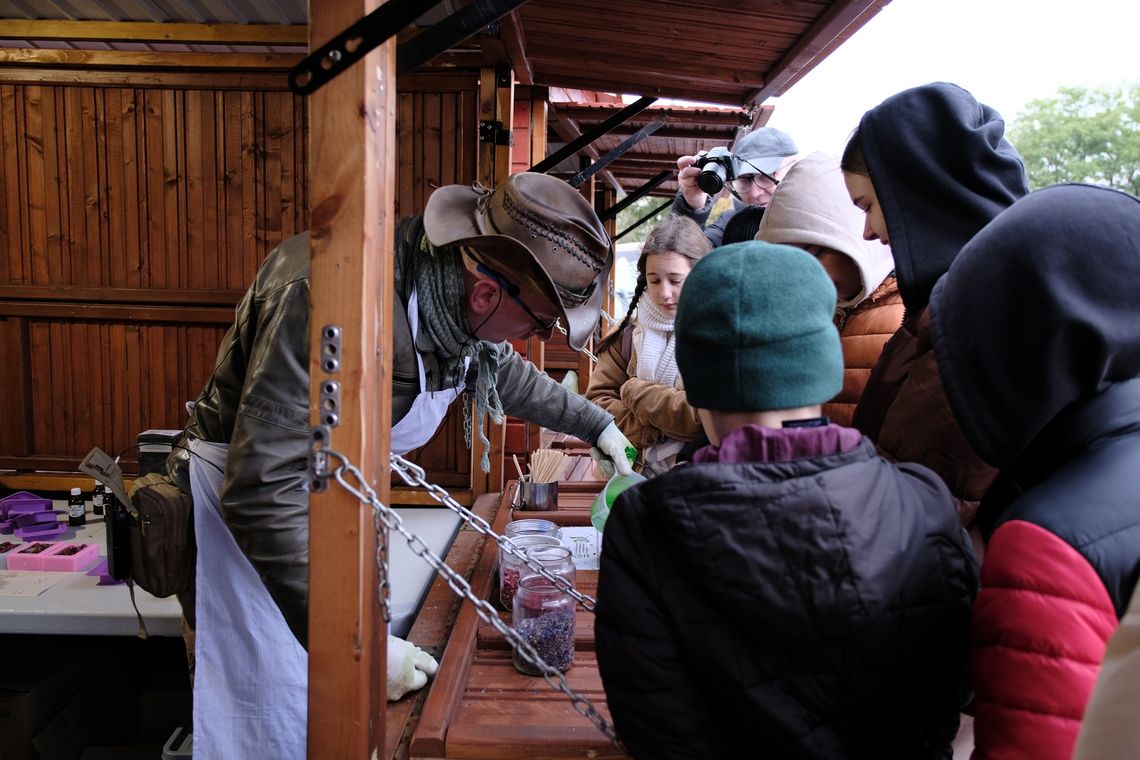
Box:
[0,502,460,639]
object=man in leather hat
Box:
[164,172,633,757]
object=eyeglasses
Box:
[473,261,560,334]
[729,171,780,194]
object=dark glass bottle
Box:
[67,487,86,527]
[92,482,106,517]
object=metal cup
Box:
[510,480,559,511]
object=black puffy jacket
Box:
[595,435,978,759]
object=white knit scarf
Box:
[632,295,678,388]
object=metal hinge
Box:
[479,119,513,146]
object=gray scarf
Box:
[413,235,504,472]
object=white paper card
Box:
[559,527,602,570]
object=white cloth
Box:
[189,439,308,760]
[631,297,684,472]
[632,296,678,389]
[390,288,467,455]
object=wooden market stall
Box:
[0,1,891,756]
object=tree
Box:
[614,194,673,243]
[1007,83,1140,195]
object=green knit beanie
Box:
[675,241,843,411]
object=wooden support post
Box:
[307,1,395,756]
[471,65,515,497]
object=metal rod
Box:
[289,0,442,96]
[568,119,665,188]
[397,0,531,78]
[530,95,657,174]
[614,199,673,241]
[599,170,673,222]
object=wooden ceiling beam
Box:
[498,10,532,85]
[747,0,888,105]
[540,72,747,107]
[0,48,302,70]
[0,19,307,45]
[551,103,750,126]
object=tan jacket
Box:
[824,277,905,427]
[586,329,702,450]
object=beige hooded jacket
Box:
[757,152,903,426]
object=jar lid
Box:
[505,518,559,537]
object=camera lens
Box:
[697,162,727,195]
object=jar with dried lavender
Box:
[512,574,575,675]
[499,534,562,609]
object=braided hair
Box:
[597,213,712,354]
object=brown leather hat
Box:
[422,173,613,350]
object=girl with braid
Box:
[586,214,711,475]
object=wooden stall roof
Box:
[0,0,890,199]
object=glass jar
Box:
[512,574,576,675]
[499,534,562,609]
[504,518,560,540]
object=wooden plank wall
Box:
[390,72,481,489]
[0,67,488,493]
[0,76,309,472]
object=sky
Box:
[763,0,1140,156]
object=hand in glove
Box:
[387,635,438,701]
[594,422,634,477]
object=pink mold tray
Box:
[6,541,60,571]
[7,541,100,572]
[40,542,101,572]
[0,540,22,570]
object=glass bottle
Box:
[67,487,86,527]
[512,574,575,675]
[499,534,561,609]
[92,482,106,517]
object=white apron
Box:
[190,438,308,760]
[191,289,462,757]
[390,288,466,454]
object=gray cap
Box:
[734,127,798,175]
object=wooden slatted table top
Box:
[410,482,627,759]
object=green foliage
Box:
[1007,83,1140,195]
[614,195,673,242]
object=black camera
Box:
[694,147,738,195]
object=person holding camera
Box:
[672,126,799,246]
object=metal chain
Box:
[599,309,618,327]
[553,319,599,363]
[319,448,622,746]
[390,453,596,612]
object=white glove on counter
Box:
[387,635,438,701]
[595,422,634,477]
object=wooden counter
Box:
[395,480,626,759]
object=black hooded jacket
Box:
[849,84,1029,517]
[929,184,1140,758]
[858,81,1029,315]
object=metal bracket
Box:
[318,379,341,429]
[309,424,333,493]
[319,324,342,374]
[289,0,446,96]
[479,119,513,146]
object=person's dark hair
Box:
[720,205,766,245]
[840,126,869,176]
[597,214,711,354]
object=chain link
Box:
[599,309,618,327]
[318,447,622,747]
[553,319,599,363]
[390,453,596,612]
